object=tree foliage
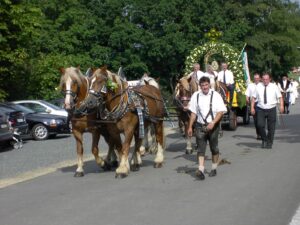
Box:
[1,0,300,101]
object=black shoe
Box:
[208,169,217,177]
[256,135,262,140]
[261,141,267,148]
[195,170,205,180]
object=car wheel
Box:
[32,124,49,140]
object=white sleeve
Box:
[214,92,227,113]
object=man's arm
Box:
[279,97,284,114]
[251,97,256,115]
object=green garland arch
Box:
[184,41,247,93]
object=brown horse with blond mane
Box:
[84,66,165,178]
[59,67,117,177]
[174,76,198,154]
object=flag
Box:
[242,51,251,85]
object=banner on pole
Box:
[242,51,251,85]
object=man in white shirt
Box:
[251,73,284,149]
[187,76,227,180]
[245,73,261,139]
[187,63,205,83]
[217,63,235,105]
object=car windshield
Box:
[40,100,63,110]
[9,104,35,114]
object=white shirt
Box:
[252,82,282,109]
[188,70,205,82]
[217,70,234,85]
[189,89,227,124]
[245,82,260,102]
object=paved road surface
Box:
[1,100,300,225]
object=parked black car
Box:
[0,113,13,145]
[0,104,28,135]
[4,103,70,140]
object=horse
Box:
[174,76,198,154]
[84,66,165,178]
[59,66,118,177]
[136,75,160,155]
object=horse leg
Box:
[154,121,164,168]
[105,138,119,169]
[115,130,134,178]
[73,130,85,177]
[139,126,148,156]
[148,123,158,154]
[130,132,143,171]
[185,122,193,154]
[91,131,109,171]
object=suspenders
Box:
[197,91,214,125]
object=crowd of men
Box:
[184,63,299,180]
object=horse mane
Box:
[93,67,126,88]
[59,67,85,89]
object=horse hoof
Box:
[74,172,84,177]
[115,173,128,179]
[130,164,140,172]
[101,162,112,171]
[111,161,119,168]
[185,149,193,154]
[154,163,163,168]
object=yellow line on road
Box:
[0,155,94,189]
[0,127,178,189]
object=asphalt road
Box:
[1,100,300,225]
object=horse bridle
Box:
[62,80,80,103]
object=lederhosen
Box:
[195,91,220,156]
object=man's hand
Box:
[251,107,255,116]
[279,105,284,114]
[207,122,215,131]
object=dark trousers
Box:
[227,84,234,105]
[253,103,260,137]
[195,123,220,157]
[256,107,277,145]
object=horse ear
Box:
[100,65,108,75]
[59,67,65,75]
[76,66,80,73]
[156,77,160,82]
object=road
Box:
[1,100,300,225]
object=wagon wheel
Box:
[228,108,237,130]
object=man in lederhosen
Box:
[187,76,227,180]
[277,74,292,114]
[251,73,284,149]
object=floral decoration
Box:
[184,41,246,94]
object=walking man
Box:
[278,74,292,114]
[245,73,261,140]
[251,73,284,149]
[187,77,227,180]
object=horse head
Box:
[86,66,126,112]
[174,77,194,108]
[59,66,88,113]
